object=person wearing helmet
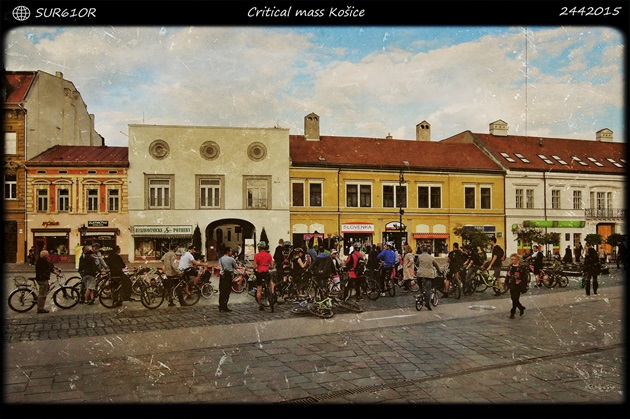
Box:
[344,242,365,301]
[254,241,275,312]
[273,239,286,282]
[377,242,397,296]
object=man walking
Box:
[161,244,184,306]
[34,250,61,313]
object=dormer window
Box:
[551,155,568,165]
[499,152,516,163]
[572,156,588,166]
[587,157,604,167]
[606,158,623,168]
[514,153,530,163]
[537,154,553,164]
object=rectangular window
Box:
[200,178,221,208]
[4,174,17,200]
[108,189,120,212]
[573,190,582,210]
[292,182,304,207]
[309,182,322,207]
[551,190,560,209]
[480,187,491,209]
[607,192,613,210]
[596,192,605,210]
[58,189,70,212]
[87,189,99,212]
[526,189,534,209]
[149,178,171,209]
[464,187,475,209]
[4,132,17,155]
[418,186,441,209]
[37,189,49,212]
[346,183,371,208]
[246,177,269,209]
[383,185,407,208]
[515,189,523,209]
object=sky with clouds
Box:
[3,25,625,146]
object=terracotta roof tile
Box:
[444,132,626,174]
[290,135,502,172]
[4,71,35,103]
[27,145,128,167]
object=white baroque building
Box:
[126,124,290,262]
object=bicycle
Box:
[471,268,507,294]
[97,274,124,308]
[139,270,202,309]
[231,261,252,293]
[540,265,569,288]
[392,269,420,293]
[342,274,381,301]
[378,266,396,297]
[8,271,81,313]
[435,266,462,299]
[414,278,439,311]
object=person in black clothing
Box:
[34,250,61,313]
[617,242,626,269]
[106,245,136,306]
[366,244,380,283]
[482,237,504,296]
[505,253,527,318]
[273,239,286,282]
[445,242,465,298]
[563,245,573,264]
[310,246,334,289]
[583,242,600,296]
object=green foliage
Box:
[584,233,603,246]
[452,225,491,247]
[512,225,544,244]
[260,227,270,247]
[605,233,624,247]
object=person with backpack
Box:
[254,241,275,312]
[344,242,365,301]
[505,253,528,318]
[445,242,465,298]
[310,246,334,289]
[482,236,505,296]
[528,245,544,288]
[377,242,397,297]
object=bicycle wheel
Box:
[231,275,246,293]
[365,279,381,301]
[182,283,201,306]
[407,279,420,293]
[474,275,488,292]
[451,280,462,299]
[200,282,214,299]
[542,273,554,288]
[462,279,475,296]
[8,288,37,313]
[307,302,334,318]
[431,290,439,306]
[496,276,509,294]
[64,275,82,288]
[415,295,423,311]
[557,274,569,288]
[140,283,165,309]
[335,299,364,313]
[387,278,396,297]
[53,286,80,309]
[131,277,143,296]
[98,284,117,308]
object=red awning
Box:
[412,233,449,239]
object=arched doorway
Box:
[205,219,256,261]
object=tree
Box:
[538,232,561,258]
[606,233,624,247]
[192,225,202,259]
[452,225,490,248]
[511,224,544,246]
[584,233,603,247]
[260,227,270,248]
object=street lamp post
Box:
[398,168,405,251]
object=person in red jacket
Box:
[254,241,275,312]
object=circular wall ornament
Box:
[200,141,220,160]
[149,140,170,160]
[247,142,267,162]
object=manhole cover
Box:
[468,305,496,311]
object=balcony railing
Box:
[584,208,625,219]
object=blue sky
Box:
[4,25,625,146]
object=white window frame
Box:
[551,190,561,209]
[382,183,407,209]
[4,174,17,200]
[417,184,441,209]
[515,189,523,209]
[346,182,372,208]
[573,190,582,210]
[526,189,534,209]
[197,176,223,209]
[244,176,271,209]
[146,175,173,210]
[57,187,70,212]
[4,132,17,155]
[107,188,120,212]
[86,188,99,212]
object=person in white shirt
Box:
[178,245,206,281]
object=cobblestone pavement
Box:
[2,263,627,415]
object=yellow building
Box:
[289,113,506,256]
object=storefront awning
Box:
[412,233,449,239]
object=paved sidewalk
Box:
[3,278,626,411]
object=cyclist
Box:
[416,246,442,311]
[310,246,335,290]
[377,242,397,297]
[527,245,544,288]
[178,245,206,283]
[344,242,364,301]
[482,236,504,296]
[254,241,275,312]
[401,244,415,292]
[34,249,61,313]
[444,242,464,298]
[161,243,185,307]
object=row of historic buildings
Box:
[3,70,627,264]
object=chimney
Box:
[489,120,508,136]
[304,112,320,141]
[415,120,430,141]
[55,71,63,79]
[596,128,613,142]
[386,133,393,140]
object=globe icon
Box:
[13,6,31,21]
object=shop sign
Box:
[385,221,406,231]
[42,219,60,227]
[133,225,193,236]
[341,223,374,233]
[523,220,585,228]
[88,220,109,227]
